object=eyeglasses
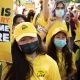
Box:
[56,7,64,10]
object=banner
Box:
[0,0,13,62]
[26,0,33,4]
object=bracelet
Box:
[44,28,48,32]
[42,29,47,34]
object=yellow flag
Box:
[0,0,13,62]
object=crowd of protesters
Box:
[0,0,80,80]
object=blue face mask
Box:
[54,40,66,48]
[55,9,64,17]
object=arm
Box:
[39,18,56,40]
[72,11,79,26]
[43,0,49,21]
[67,70,76,79]
[62,53,76,80]
[61,70,76,80]
[39,24,51,40]
[67,53,76,79]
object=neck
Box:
[56,48,62,53]
[56,17,63,21]
[27,52,38,59]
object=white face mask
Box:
[55,9,65,17]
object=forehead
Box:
[56,2,64,7]
[16,17,25,22]
[20,36,37,40]
[55,32,66,36]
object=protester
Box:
[47,28,76,80]
[12,14,28,34]
[32,0,49,34]
[75,45,80,80]
[1,22,61,80]
[43,0,71,48]
[22,8,28,17]
[14,1,25,15]
[27,9,35,23]
[71,10,80,53]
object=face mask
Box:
[54,40,66,48]
[55,9,64,17]
[20,41,39,55]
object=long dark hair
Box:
[27,11,35,22]
[13,14,28,26]
[47,34,72,76]
[4,35,46,80]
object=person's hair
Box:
[13,14,28,26]
[4,34,46,80]
[27,11,35,22]
[22,8,27,15]
[55,0,65,9]
[47,33,73,76]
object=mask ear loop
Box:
[18,44,22,52]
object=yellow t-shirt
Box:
[1,54,61,80]
[32,13,48,34]
[75,21,80,47]
[57,52,76,78]
[46,20,71,45]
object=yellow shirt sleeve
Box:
[32,13,37,25]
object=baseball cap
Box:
[13,22,37,41]
[52,28,68,36]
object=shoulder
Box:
[72,51,76,56]
[2,61,12,68]
[1,61,12,80]
[41,54,57,65]
[2,61,12,73]
[75,21,80,28]
[71,51,76,62]
[77,21,80,27]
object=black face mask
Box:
[20,41,39,55]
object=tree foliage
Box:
[65,0,80,3]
